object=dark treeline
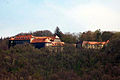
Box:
[14,27,115,43]
[0,27,120,80]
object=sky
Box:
[0,0,120,37]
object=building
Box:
[30,36,64,48]
[9,35,33,47]
[9,35,64,48]
[76,40,109,49]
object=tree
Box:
[33,30,53,36]
[62,33,77,43]
[107,32,120,53]
[79,31,94,41]
[16,32,32,36]
[94,29,102,41]
[101,31,113,41]
[54,27,63,38]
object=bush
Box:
[0,36,120,80]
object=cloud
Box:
[45,1,120,31]
[0,0,120,37]
[66,3,120,31]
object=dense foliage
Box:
[0,30,120,80]
[16,30,53,37]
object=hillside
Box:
[0,30,120,80]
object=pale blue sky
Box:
[0,0,120,37]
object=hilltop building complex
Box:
[9,35,64,48]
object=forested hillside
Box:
[0,29,120,80]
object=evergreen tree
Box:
[94,29,102,41]
[54,26,63,37]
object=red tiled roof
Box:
[83,41,108,45]
[31,36,59,43]
[9,35,59,41]
[88,42,106,45]
[30,36,64,45]
[9,35,33,40]
[30,38,51,43]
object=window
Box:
[54,39,61,42]
[11,41,13,43]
